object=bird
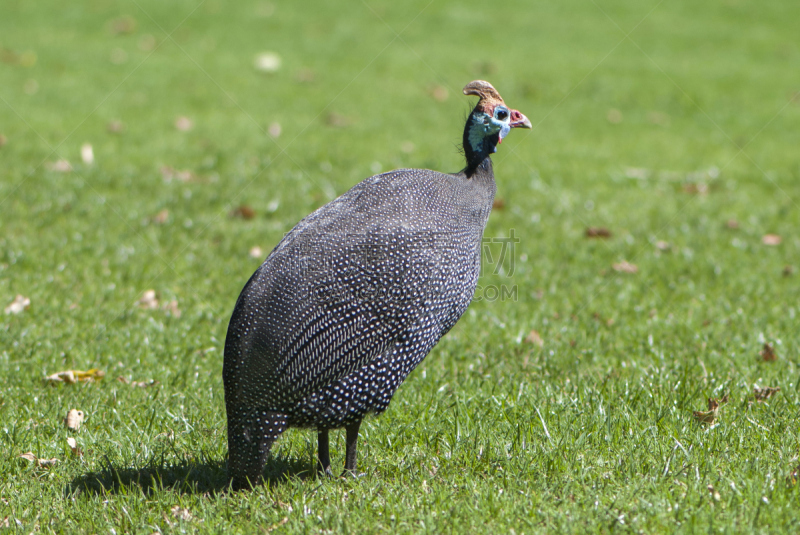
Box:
[223,80,530,489]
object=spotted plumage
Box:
[223,80,530,489]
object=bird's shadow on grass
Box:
[67,455,317,497]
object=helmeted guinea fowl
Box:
[223,80,530,489]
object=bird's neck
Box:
[462,112,499,177]
[464,156,494,181]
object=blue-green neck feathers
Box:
[463,105,511,175]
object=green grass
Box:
[2,0,800,532]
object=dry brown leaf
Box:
[45,369,105,385]
[612,261,638,274]
[753,386,780,402]
[230,205,256,220]
[4,294,30,315]
[693,408,716,425]
[138,289,159,309]
[64,409,84,431]
[682,182,709,195]
[21,451,60,468]
[585,227,611,239]
[525,330,544,347]
[174,116,193,131]
[760,343,777,362]
[48,160,72,172]
[151,209,169,225]
[160,166,195,183]
[171,506,192,521]
[249,246,264,259]
[109,15,137,35]
[429,85,449,102]
[162,299,181,318]
[693,395,728,426]
[47,370,75,384]
[762,234,782,246]
[66,437,82,456]
[492,198,506,210]
[325,112,351,128]
[107,120,124,133]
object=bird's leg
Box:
[342,419,362,477]
[317,429,332,476]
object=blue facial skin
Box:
[468,105,511,154]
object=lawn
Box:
[1,0,799,532]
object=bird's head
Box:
[462,80,531,170]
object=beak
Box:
[509,109,532,129]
